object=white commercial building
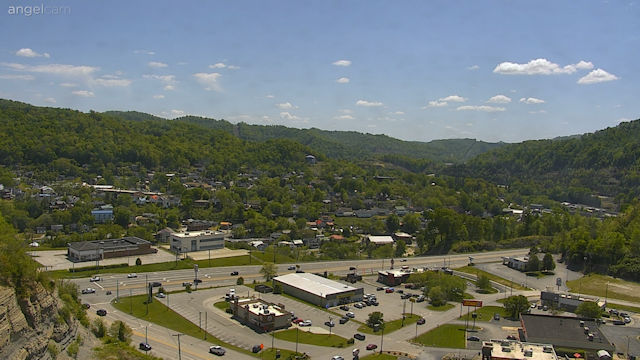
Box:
[366,235,395,245]
[170,230,225,253]
[273,272,363,307]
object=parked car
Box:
[299,320,312,326]
[493,313,500,320]
[230,271,239,276]
[182,282,192,287]
[542,305,548,311]
[385,288,394,293]
[354,303,363,309]
[287,265,296,270]
[331,356,344,360]
[89,276,101,282]
[401,293,411,299]
[81,288,96,294]
[127,273,137,278]
[613,320,626,325]
[252,345,262,353]
[339,317,349,324]
[139,342,152,351]
[506,335,517,340]
[623,316,631,323]
[366,344,377,350]
[292,318,303,324]
[417,295,425,302]
[325,320,335,327]
[96,309,107,316]
[209,345,226,356]
[376,287,384,291]
[531,303,537,308]
[346,312,355,318]
[397,289,404,294]
[340,305,349,311]
[151,281,162,287]
[417,318,425,325]
[155,292,166,298]
[354,333,366,341]
[467,336,480,341]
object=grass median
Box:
[357,314,420,335]
[567,273,640,303]
[360,354,398,360]
[273,328,350,347]
[458,305,508,322]
[412,324,466,348]
[112,294,254,357]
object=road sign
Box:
[462,299,483,307]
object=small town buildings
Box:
[377,269,412,286]
[540,291,605,312]
[170,230,225,253]
[273,272,364,307]
[520,314,614,354]
[67,237,156,262]
[232,298,292,332]
[481,340,557,360]
[366,235,395,246]
[503,256,528,271]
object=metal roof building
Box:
[273,272,363,307]
[67,237,156,262]
[520,314,614,354]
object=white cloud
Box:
[332,60,352,67]
[16,48,50,58]
[339,109,353,114]
[577,69,619,84]
[425,100,448,108]
[208,62,239,70]
[43,97,56,103]
[528,110,547,114]
[487,95,512,104]
[153,94,165,99]
[92,77,131,87]
[467,65,480,70]
[519,97,545,104]
[336,77,350,84]
[170,109,185,117]
[148,61,168,68]
[334,114,354,120]
[356,99,383,107]
[164,85,175,91]
[494,58,594,75]
[59,82,77,87]
[276,102,296,110]
[456,105,506,112]
[193,72,222,91]
[440,95,466,103]
[2,62,97,76]
[143,74,174,82]
[0,74,34,80]
[134,50,155,55]
[394,111,405,115]
[265,94,275,99]
[279,112,299,120]
[72,90,94,97]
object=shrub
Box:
[236,277,244,285]
[136,257,142,266]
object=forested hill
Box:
[0,100,315,178]
[105,111,505,163]
[445,119,640,203]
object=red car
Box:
[366,344,378,350]
[385,288,394,293]
[292,318,303,324]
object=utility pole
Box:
[116,281,119,303]
[402,298,407,326]
[205,312,207,340]
[172,334,183,360]
[295,326,299,354]
[145,325,148,345]
[199,311,202,333]
[129,289,133,314]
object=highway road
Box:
[77,249,529,359]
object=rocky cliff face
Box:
[0,283,75,360]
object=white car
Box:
[299,320,312,327]
[81,288,96,294]
[332,356,344,360]
[89,276,101,282]
[209,345,226,356]
[155,292,166,298]
[127,273,137,278]
[346,312,355,318]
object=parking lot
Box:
[29,247,176,271]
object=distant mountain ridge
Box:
[105,111,505,163]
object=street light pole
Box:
[172,334,183,360]
[379,323,385,354]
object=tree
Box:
[366,311,384,329]
[260,262,277,281]
[476,274,491,291]
[428,286,446,306]
[575,301,602,319]
[503,295,529,319]
[386,214,400,233]
[526,254,540,272]
[92,318,106,338]
[109,320,132,343]
[236,276,244,285]
[542,253,556,272]
[135,257,142,266]
[273,282,282,294]
[394,239,406,257]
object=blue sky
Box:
[1,1,638,143]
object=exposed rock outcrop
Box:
[0,283,76,360]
